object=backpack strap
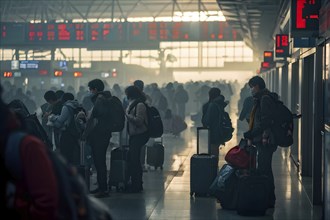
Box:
[5,131,26,180]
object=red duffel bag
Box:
[225,139,256,169]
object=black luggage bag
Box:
[146,138,164,170]
[190,127,218,197]
[76,140,90,190]
[209,163,239,210]
[236,146,269,216]
[108,145,130,191]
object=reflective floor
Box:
[93,95,323,220]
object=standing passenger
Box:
[243,76,277,208]
[0,84,59,220]
[125,86,149,193]
[201,88,227,162]
[83,79,112,198]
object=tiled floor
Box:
[93,95,323,220]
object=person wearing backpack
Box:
[243,76,278,208]
[48,92,82,166]
[83,79,113,198]
[201,88,229,163]
[125,85,150,193]
[0,84,59,220]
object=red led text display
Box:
[263,51,274,62]
[291,0,321,37]
[27,23,86,42]
[275,34,290,57]
[0,21,242,48]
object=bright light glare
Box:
[29,11,226,23]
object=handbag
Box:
[224,139,255,169]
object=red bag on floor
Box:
[225,140,256,169]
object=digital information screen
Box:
[27,23,87,42]
[0,21,242,49]
[275,34,290,58]
[291,0,321,37]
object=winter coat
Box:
[202,96,228,146]
[126,97,148,136]
[243,89,278,144]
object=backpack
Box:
[66,105,86,139]
[97,95,125,132]
[144,104,164,138]
[3,131,113,220]
[108,96,125,132]
[268,96,294,148]
[219,108,234,143]
[8,99,53,149]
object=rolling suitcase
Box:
[76,140,90,190]
[146,138,164,170]
[108,132,130,191]
[236,145,269,216]
[190,127,218,197]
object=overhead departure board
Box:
[27,23,87,42]
[0,21,242,49]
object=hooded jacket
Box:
[244,89,278,144]
[49,100,80,130]
[202,96,228,146]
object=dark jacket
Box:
[86,91,113,137]
[239,96,254,123]
[202,96,228,146]
[1,110,58,220]
[244,89,278,144]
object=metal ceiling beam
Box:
[68,0,87,20]
[126,0,143,18]
[111,0,115,21]
[154,2,171,18]
[85,0,95,19]
[115,0,125,19]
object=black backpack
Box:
[220,111,234,143]
[95,95,125,133]
[8,100,53,149]
[108,96,125,132]
[144,104,164,138]
[269,98,294,148]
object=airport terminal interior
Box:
[1,0,330,219]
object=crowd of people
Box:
[1,75,279,218]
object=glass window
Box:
[179,58,189,67]
[189,58,198,67]
[202,59,208,67]
[91,50,102,61]
[208,58,217,66]
[225,57,234,62]
[225,47,235,57]
[189,48,198,57]
[208,48,217,57]
[80,48,91,61]
[234,46,243,57]
[225,41,235,46]
[216,58,225,67]
[102,50,111,60]
[1,49,14,60]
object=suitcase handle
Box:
[196,127,210,155]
